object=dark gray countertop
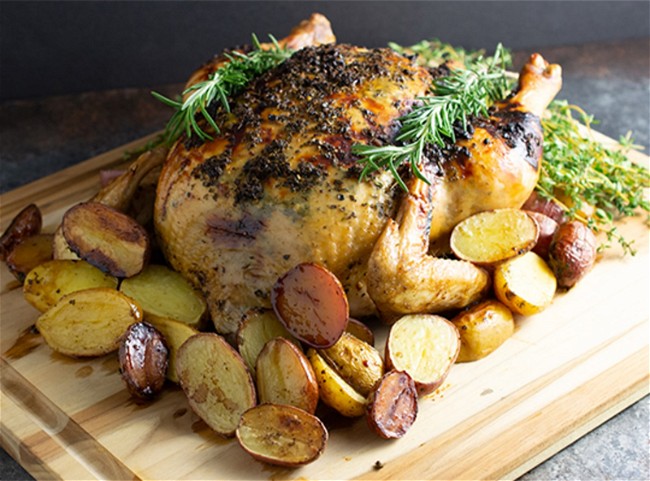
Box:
[1,38,648,480]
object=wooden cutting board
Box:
[1,132,648,480]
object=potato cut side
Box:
[307,348,367,417]
[319,332,384,397]
[119,264,207,329]
[272,263,349,348]
[62,201,150,278]
[23,260,118,313]
[450,209,539,265]
[494,251,557,316]
[452,300,515,362]
[176,333,256,437]
[385,315,460,396]
[367,370,418,439]
[6,234,53,282]
[236,309,299,372]
[255,338,318,414]
[0,203,42,261]
[145,316,198,383]
[119,322,168,400]
[236,404,328,467]
[52,226,79,260]
[36,287,142,357]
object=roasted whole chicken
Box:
[154,14,562,335]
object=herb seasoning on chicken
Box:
[154,15,562,334]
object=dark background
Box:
[1,1,649,101]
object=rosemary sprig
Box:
[152,34,293,145]
[539,100,650,254]
[353,44,510,190]
[387,39,650,254]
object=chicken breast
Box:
[155,19,562,335]
[155,44,431,335]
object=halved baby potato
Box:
[36,287,143,357]
[494,251,557,315]
[236,309,299,373]
[176,333,256,437]
[255,338,318,414]
[118,321,168,400]
[272,263,349,348]
[145,316,198,383]
[307,348,367,417]
[23,260,118,313]
[385,314,460,396]
[366,370,418,439]
[0,203,42,261]
[452,300,515,362]
[319,332,384,397]
[450,209,539,265]
[119,264,207,329]
[62,202,150,278]
[236,403,328,467]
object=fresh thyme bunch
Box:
[388,39,649,254]
[539,101,649,254]
[353,44,510,191]
[153,34,293,145]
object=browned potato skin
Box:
[366,370,418,439]
[272,263,349,348]
[452,300,515,362]
[62,202,150,278]
[119,322,169,400]
[6,234,54,282]
[345,317,375,346]
[548,220,597,288]
[526,211,559,260]
[255,338,319,414]
[522,191,566,224]
[319,332,384,397]
[236,404,328,467]
[0,204,42,261]
[176,333,257,437]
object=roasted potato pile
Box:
[1,158,604,469]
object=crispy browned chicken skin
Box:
[154,15,561,334]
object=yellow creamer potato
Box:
[120,264,207,329]
[452,300,515,362]
[494,251,557,315]
[23,260,118,313]
[307,348,367,417]
[36,287,142,357]
[385,314,460,396]
[319,332,384,397]
[450,208,539,266]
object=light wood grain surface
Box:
[1,133,648,480]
